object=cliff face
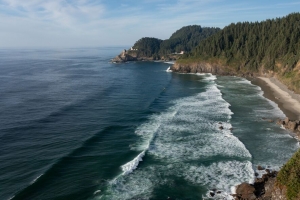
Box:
[170,62,255,77]
[111,50,139,63]
[171,62,227,74]
[234,149,300,200]
[171,60,300,94]
[234,170,288,200]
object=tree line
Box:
[181,13,300,72]
[131,26,220,58]
[179,13,300,92]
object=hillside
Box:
[174,13,300,93]
[275,148,300,200]
[112,25,220,62]
[158,25,220,55]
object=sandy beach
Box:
[252,77,300,120]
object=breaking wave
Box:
[97,74,254,200]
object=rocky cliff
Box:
[234,169,287,200]
[170,61,256,77]
[111,50,139,63]
[277,118,300,139]
[234,148,300,200]
[111,50,180,63]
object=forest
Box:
[179,13,300,92]
[131,26,220,58]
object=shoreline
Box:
[251,77,300,121]
[234,77,300,199]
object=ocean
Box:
[0,47,298,200]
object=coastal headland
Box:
[170,61,300,199]
[112,12,300,199]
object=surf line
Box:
[121,150,146,175]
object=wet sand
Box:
[251,77,300,120]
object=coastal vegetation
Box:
[159,25,220,55]
[130,25,220,58]
[178,13,300,93]
[276,149,300,200]
[131,37,163,59]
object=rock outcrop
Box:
[277,117,300,139]
[235,183,256,199]
[111,50,138,63]
[170,62,255,77]
[234,170,278,200]
[234,149,300,200]
[111,50,180,63]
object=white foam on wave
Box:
[31,174,43,184]
[94,190,101,195]
[196,73,217,81]
[7,196,15,200]
[184,161,254,188]
[100,79,253,199]
[166,67,172,72]
[240,79,286,119]
[164,61,175,64]
[119,103,179,177]
[196,73,206,75]
[234,79,252,85]
[121,151,145,175]
[220,77,298,170]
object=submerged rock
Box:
[257,165,265,170]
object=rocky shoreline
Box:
[170,62,256,77]
[277,118,300,140]
[113,58,300,199]
[232,117,300,200]
[170,62,300,200]
[234,167,278,200]
[111,50,180,63]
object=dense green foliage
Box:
[180,13,300,72]
[159,26,220,55]
[131,26,220,58]
[276,149,300,200]
[132,37,163,57]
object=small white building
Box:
[130,47,138,51]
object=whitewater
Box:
[0,48,298,200]
[97,74,269,199]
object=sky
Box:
[0,0,299,48]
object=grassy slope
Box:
[276,149,300,200]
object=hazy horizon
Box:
[0,0,300,48]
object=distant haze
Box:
[0,0,299,48]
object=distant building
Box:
[130,47,138,51]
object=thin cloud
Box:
[0,0,299,47]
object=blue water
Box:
[0,47,298,200]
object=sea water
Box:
[0,47,298,200]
